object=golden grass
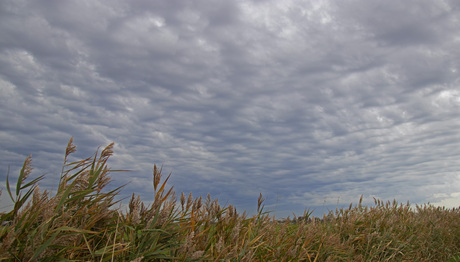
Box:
[1,138,459,261]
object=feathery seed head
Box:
[22,155,33,181]
[257,193,265,212]
[186,192,193,209]
[180,192,186,210]
[100,142,114,159]
[65,137,77,158]
[193,196,202,211]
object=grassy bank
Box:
[1,139,459,261]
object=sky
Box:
[1,0,460,219]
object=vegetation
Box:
[1,138,459,261]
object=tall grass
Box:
[1,139,459,261]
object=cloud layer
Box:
[1,0,460,217]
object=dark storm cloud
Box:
[1,0,460,217]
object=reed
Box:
[1,139,459,261]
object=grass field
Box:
[1,139,459,261]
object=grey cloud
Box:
[335,0,455,46]
[1,0,460,218]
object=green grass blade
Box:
[29,230,60,261]
[5,169,15,203]
[20,175,44,191]
[55,182,75,212]
[16,160,26,197]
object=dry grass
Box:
[1,139,459,261]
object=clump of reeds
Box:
[1,138,459,261]
[0,138,124,260]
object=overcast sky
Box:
[1,0,460,218]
